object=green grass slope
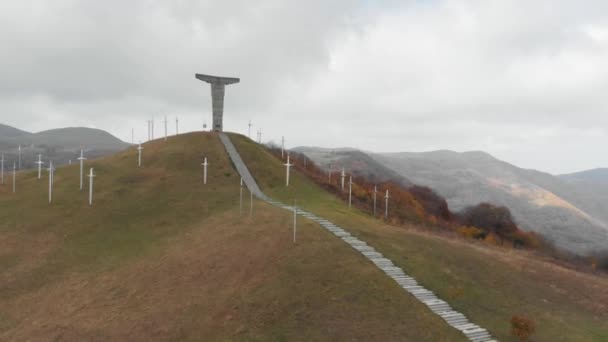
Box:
[0,132,464,341]
[230,133,608,342]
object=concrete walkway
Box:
[219,133,496,342]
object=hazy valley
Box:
[297,147,608,255]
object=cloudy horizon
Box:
[2,1,608,174]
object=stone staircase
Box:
[219,133,497,342]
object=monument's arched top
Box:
[195,73,240,132]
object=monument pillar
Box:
[196,73,240,132]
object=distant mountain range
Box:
[293,146,412,186]
[0,123,129,169]
[560,168,608,184]
[297,147,608,255]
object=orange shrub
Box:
[457,226,486,240]
[511,315,535,341]
[484,233,501,246]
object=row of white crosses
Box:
[144,116,179,142]
[0,152,27,194]
[3,149,96,205]
[340,167,390,219]
[278,144,392,219]
[372,185,390,219]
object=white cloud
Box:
[1,0,608,173]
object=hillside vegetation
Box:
[0,132,463,341]
[231,133,608,341]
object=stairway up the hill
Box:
[219,132,496,342]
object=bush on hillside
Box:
[409,185,452,221]
[456,226,487,240]
[458,203,518,244]
[590,251,608,272]
[511,315,535,341]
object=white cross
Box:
[88,167,95,205]
[164,116,168,141]
[35,154,44,180]
[1,154,4,185]
[341,168,346,191]
[239,177,243,216]
[293,199,297,243]
[385,189,390,219]
[373,185,378,216]
[202,157,209,184]
[348,175,353,208]
[77,149,86,191]
[12,162,16,193]
[137,143,143,167]
[47,161,55,202]
[284,154,293,187]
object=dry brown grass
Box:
[0,132,465,341]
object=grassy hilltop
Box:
[1,131,607,341]
[0,132,463,341]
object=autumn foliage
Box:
[511,315,536,341]
[265,146,540,249]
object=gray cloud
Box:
[1,0,608,173]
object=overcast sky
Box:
[1,1,608,174]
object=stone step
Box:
[447,319,469,327]
[410,288,433,295]
[429,305,451,312]
[381,266,403,272]
[403,285,423,291]
[362,252,383,258]
[446,318,468,325]
[469,334,492,342]
[343,239,367,245]
[393,276,415,282]
[447,318,468,325]
[353,245,375,252]
[397,281,418,287]
[469,333,491,341]
[439,311,465,319]
[394,278,416,283]
[375,262,395,267]
[455,323,477,331]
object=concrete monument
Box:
[195,73,240,132]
